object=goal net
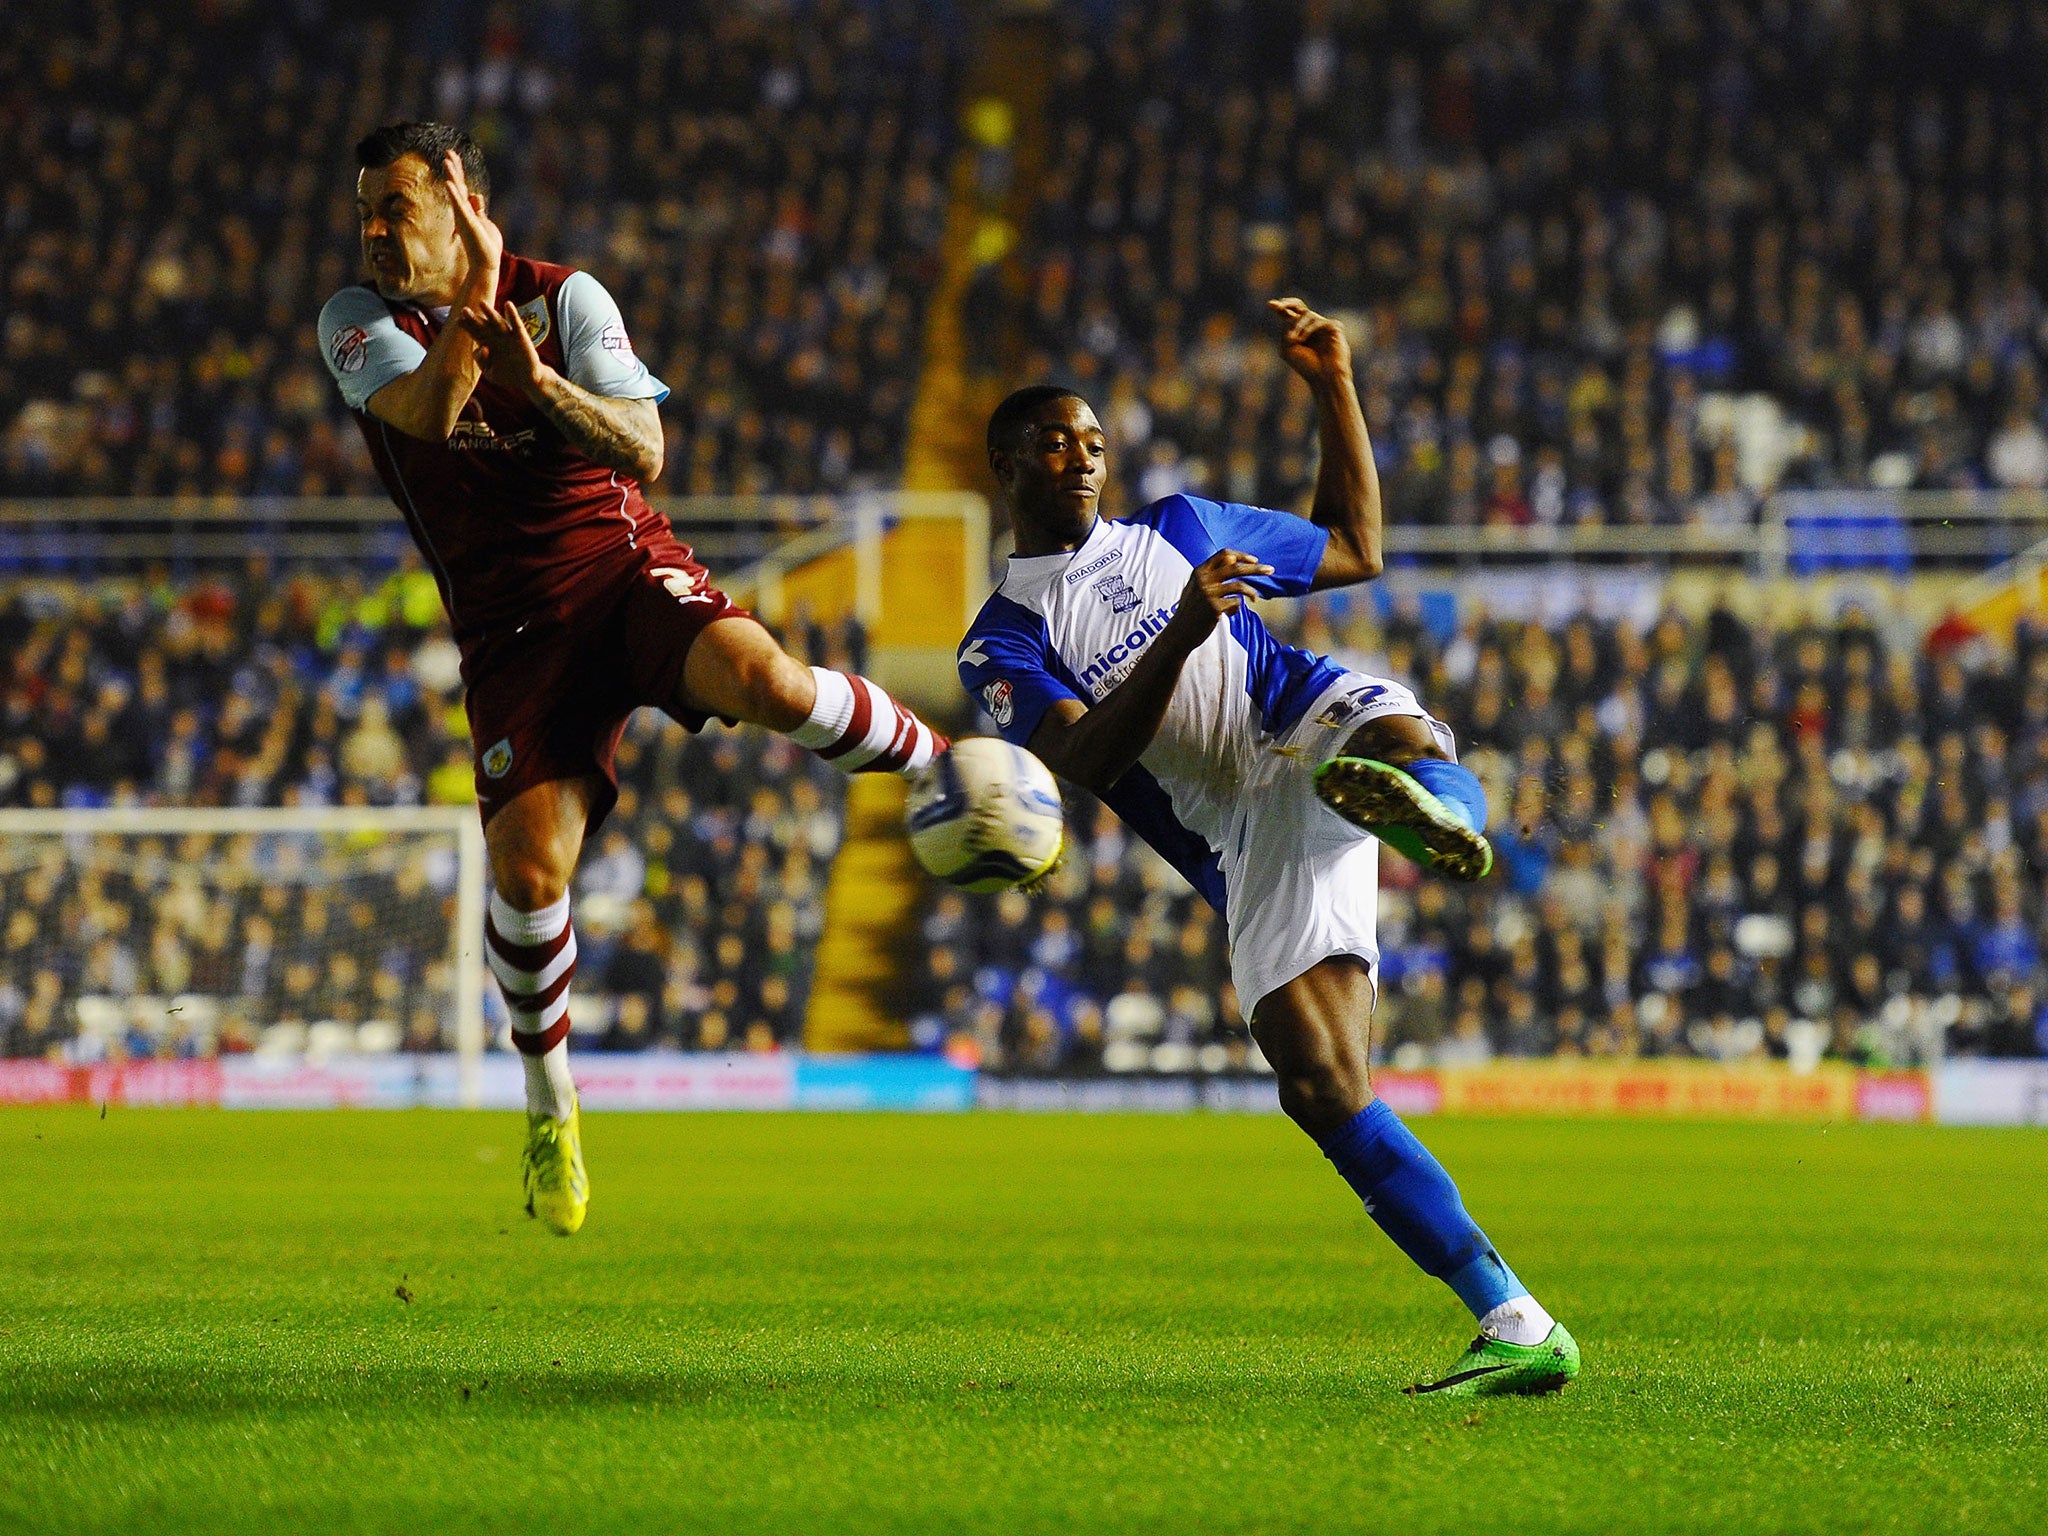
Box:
[0,807,489,1102]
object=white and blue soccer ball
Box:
[907,736,1065,893]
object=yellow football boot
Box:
[522,1097,589,1235]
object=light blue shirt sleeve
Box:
[1141,493,1330,597]
[555,270,669,403]
[958,595,1080,748]
[317,288,427,412]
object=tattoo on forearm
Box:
[537,378,661,477]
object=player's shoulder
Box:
[502,253,580,299]
[1124,491,1247,542]
[960,589,1051,668]
[1126,491,1221,527]
[1118,492,1241,561]
[317,283,391,330]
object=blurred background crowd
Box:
[0,564,853,1058]
[5,0,2048,1071]
[0,0,959,498]
[998,0,2048,521]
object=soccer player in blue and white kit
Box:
[958,298,1579,1397]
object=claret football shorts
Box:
[462,541,744,829]
[1220,670,1455,1018]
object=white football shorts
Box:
[1219,670,1453,1019]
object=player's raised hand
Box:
[1270,297,1353,389]
[1171,549,1273,640]
[459,299,549,397]
[443,149,503,305]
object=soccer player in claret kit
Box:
[318,123,946,1235]
[960,300,1580,1397]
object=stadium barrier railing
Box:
[0,491,993,713]
[9,488,2048,578]
[0,490,990,620]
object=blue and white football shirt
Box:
[957,494,1346,910]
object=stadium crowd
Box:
[915,592,2048,1072]
[1006,0,2048,522]
[0,563,854,1059]
[0,0,957,498]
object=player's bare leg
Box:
[1338,711,1444,769]
[484,774,598,1234]
[1252,957,1574,1394]
[677,615,947,773]
[1314,712,1494,881]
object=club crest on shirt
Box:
[481,737,514,779]
[982,679,1014,727]
[517,296,551,347]
[1093,571,1142,615]
[330,325,369,374]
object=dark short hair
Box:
[354,121,490,200]
[987,385,1087,455]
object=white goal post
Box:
[0,806,490,1106]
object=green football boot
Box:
[1313,756,1494,881]
[1405,1322,1580,1399]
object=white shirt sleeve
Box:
[316,288,428,412]
[554,270,669,403]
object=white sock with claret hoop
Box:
[790,665,946,773]
[484,888,578,1118]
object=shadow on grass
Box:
[0,1363,739,1417]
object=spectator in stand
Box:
[1005,1,2048,527]
[0,0,958,498]
[0,568,855,1057]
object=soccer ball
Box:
[906,737,1065,893]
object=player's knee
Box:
[1275,1059,1374,1138]
[491,855,569,912]
[763,651,817,724]
[702,624,812,731]
[1343,713,1446,766]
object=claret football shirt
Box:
[316,256,673,647]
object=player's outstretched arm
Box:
[1270,298,1383,589]
[459,300,664,481]
[363,151,500,443]
[1026,549,1270,794]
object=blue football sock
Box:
[1317,1099,1527,1319]
[1404,757,1488,833]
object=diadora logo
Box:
[1077,605,1175,691]
[1093,571,1141,615]
[1064,547,1123,586]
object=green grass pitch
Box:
[2,1107,2041,1534]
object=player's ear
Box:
[988,446,1013,487]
